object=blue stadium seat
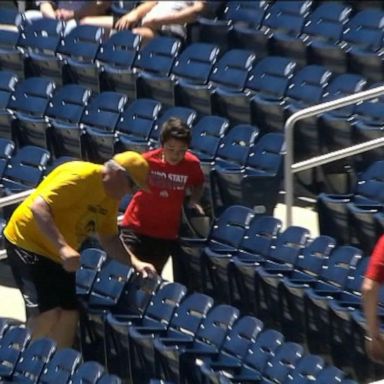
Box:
[19,17,65,83]
[70,361,105,384]
[0,9,24,77]
[52,91,127,159]
[0,138,15,179]
[115,98,162,154]
[177,205,255,292]
[184,315,263,384]
[9,337,56,384]
[128,292,214,383]
[176,49,256,116]
[206,215,281,305]
[7,76,55,148]
[140,42,220,107]
[0,70,18,141]
[104,281,187,381]
[279,245,362,343]
[282,354,325,384]
[58,25,104,91]
[213,56,296,126]
[154,304,239,383]
[211,132,285,217]
[127,35,182,100]
[317,159,384,245]
[98,30,141,93]
[39,348,82,384]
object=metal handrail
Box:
[284,85,384,227]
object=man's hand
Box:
[187,202,205,216]
[55,8,75,20]
[366,335,384,364]
[115,13,139,30]
[132,259,157,278]
[59,245,81,272]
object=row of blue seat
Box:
[75,246,358,384]
[0,317,121,383]
[175,205,384,382]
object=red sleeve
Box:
[188,161,204,187]
[366,235,384,283]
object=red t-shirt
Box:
[122,148,204,239]
[366,235,384,283]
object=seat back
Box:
[70,361,105,384]
[172,42,220,84]
[97,29,140,68]
[190,115,230,162]
[345,256,370,294]
[167,292,214,337]
[134,35,181,76]
[245,56,296,97]
[0,70,17,109]
[284,354,325,383]
[224,0,269,28]
[209,49,256,91]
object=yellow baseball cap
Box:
[113,151,149,190]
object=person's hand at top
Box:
[55,8,75,21]
[115,12,139,30]
[140,15,162,30]
[59,244,81,272]
[132,259,157,278]
[366,335,384,364]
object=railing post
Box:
[284,85,384,227]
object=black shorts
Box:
[120,228,178,274]
[5,239,78,318]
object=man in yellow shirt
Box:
[4,151,156,348]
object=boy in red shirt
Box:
[121,117,204,273]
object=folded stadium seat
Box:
[266,0,313,66]
[205,215,281,306]
[207,124,259,218]
[18,17,65,83]
[0,138,15,179]
[128,292,214,384]
[97,373,122,384]
[0,325,31,379]
[0,8,24,77]
[210,132,285,218]
[224,0,270,52]
[38,347,82,384]
[252,64,332,136]
[138,42,219,108]
[317,159,384,245]
[58,25,104,91]
[113,98,162,155]
[351,82,384,172]
[6,76,55,148]
[219,341,304,384]
[5,337,56,383]
[177,205,255,292]
[69,361,105,384]
[298,2,352,68]
[176,49,256,117]
[125,35,182,101]
[279,245,362,344]
[350,307,384,382]
[183,315,263,384]
[327,257,372,368]
[0,70,18,141]
[189,115,230,163]
[104,281,187,381]
[154,304,239,383]
[76,248,107,299]
[273,236,335,340]
[147,105,197,151]
[304,248,365,356]
[213,56,297,126]
[251,226,311,325]
[347,11,384,82]
[230,226,312,318]
[97,30,141,93]
[199,328,284,384]
[52,91,127,159]
[281,354,325,384]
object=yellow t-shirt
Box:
[4,161,119,263]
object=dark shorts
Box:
[5,239,77,318]
[120,228,178,274]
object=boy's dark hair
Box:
[159,117,192,146]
